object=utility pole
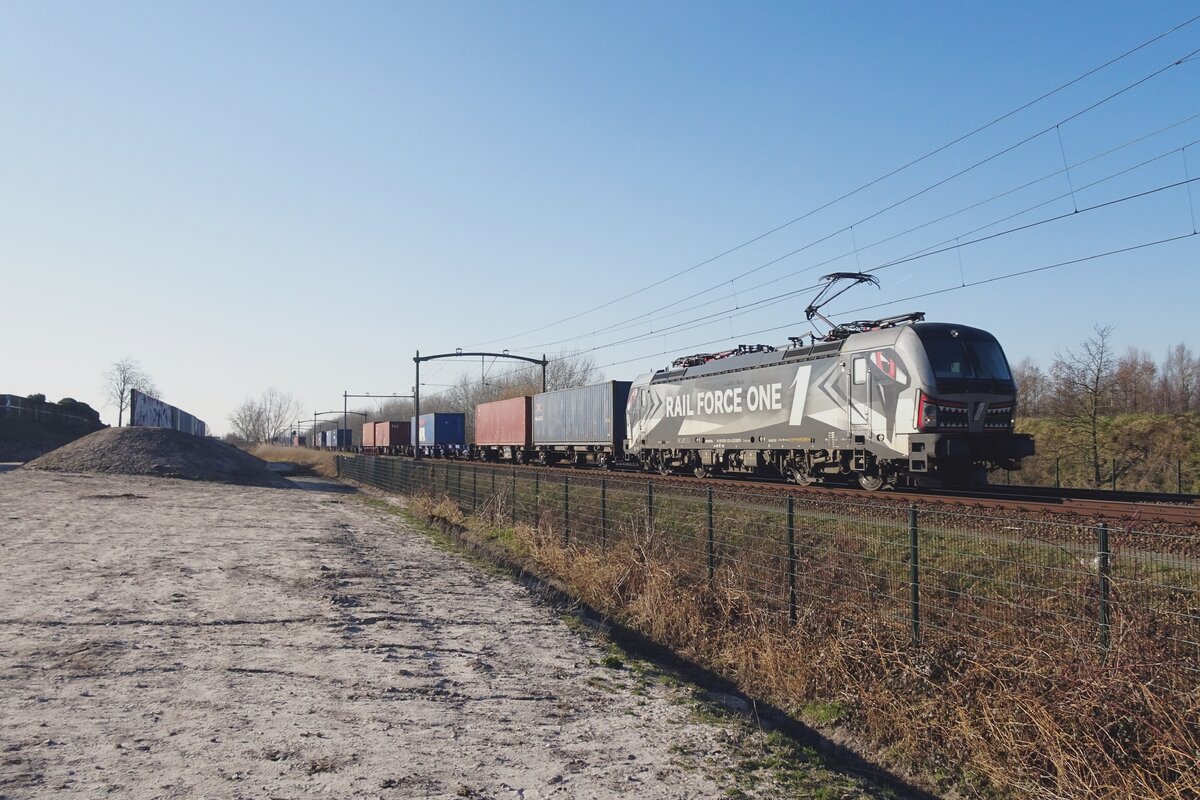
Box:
[414,351,421,460]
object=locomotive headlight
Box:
[916,390,938,431]
[922,404,937,426]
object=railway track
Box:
[351,453,1200,528]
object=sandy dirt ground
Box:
[0,469,853,799]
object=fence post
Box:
[1098,522,1111,658]
[563,475,570,546]
[1111,458,1117,491]
[909,505,921,647]
[472,466,478,512]
[444,463,450,495]
[1055,457,1060,489]
[535,472,540,527]
[706,486,715,584]
[336,455,341,478]
[786,496,796,625]
[511,467,517,525]
[1178,460,1183,495]
[600,478,608,547]
[646,482,653,530]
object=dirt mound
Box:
[23,427,292,488]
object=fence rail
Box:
[338,455,1200,691]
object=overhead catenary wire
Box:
[504,57,1200,356]
[578,231,1199,376]
[468,14,1200,350]
[438,207,1199,399]
[514,145,1200,359]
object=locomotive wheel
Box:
[693,465,709,478]
[856,472,886,491]
[658,461,671,476]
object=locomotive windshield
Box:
[917,328,1014,392]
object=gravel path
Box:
[0,470,772,799]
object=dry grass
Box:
[401,479,1200,800]
[252,444,338,478]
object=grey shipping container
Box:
[532,381,631,449]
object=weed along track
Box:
[340,453,1200,800]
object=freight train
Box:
[358,312,1033,489]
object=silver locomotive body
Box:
[624,322,1033,488]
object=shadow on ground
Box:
[288,476,357,494]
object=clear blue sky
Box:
[3,1,1197,433]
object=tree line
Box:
[1011,325,1199,491]
[1013,327,1198,417]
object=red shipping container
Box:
[375,420,410,448]
[362,422,377,448]
[475,397,533,446]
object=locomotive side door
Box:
[848,355,872,440]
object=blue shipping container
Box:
[411,413,466,446]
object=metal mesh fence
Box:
[338,455,1200,691]
[1002,453,1199,494]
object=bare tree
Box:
[102,358,159,427]
[1012,357,1048,417]
[227,388,301,443]
[1158,343,1199,413]
[1112,348,1158,413]
[1051,325,1116,487]
[227,398,266,443]
[259,388,301,443]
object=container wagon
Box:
[374,420,410,455]
[411,413,467,457]
[362,421,377,452]
[531,381,631,467]
[474,396,532,462]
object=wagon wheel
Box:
[597,454,611,470]
[693,465,709,479]
[538,451,550,466]
[856,471,886,491]
[789,467,815,486]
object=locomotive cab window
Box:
[917,327,1015,391]
[852,357,867,385]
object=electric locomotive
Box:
[623,313,1034,489]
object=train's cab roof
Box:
[646,318,1000,385]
